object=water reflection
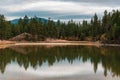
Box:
[0,45,120,78]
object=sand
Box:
[0,40,15,44]
[0,40,15,49]
[0,39,120,49]
[14,41,100,46]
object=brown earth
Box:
[0,40,15,45]
[0,40,15,49]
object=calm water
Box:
[0,45,120,80]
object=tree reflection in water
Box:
[0,45,120,77]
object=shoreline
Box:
[14,42,100,46]
[0,40,120,49]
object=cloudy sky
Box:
[0,0,120,21]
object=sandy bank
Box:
[0,40,15,49]
[0,40,15,44]
[14,41,100,46]
[0,40,120,49]
[0,40,101,49]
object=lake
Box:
[0,45,120,80]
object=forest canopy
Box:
[0,10,120,43]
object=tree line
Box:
[0,10,120,43]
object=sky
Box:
[0,0,120,21]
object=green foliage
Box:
[0,10,120,43]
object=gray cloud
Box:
[6,10,94,19]
[0,0,120,20]
[59,0,120,6]
[53,14,93,19]
[1,0,120,6]
[6,10,62,18]
[59,0,118,2]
